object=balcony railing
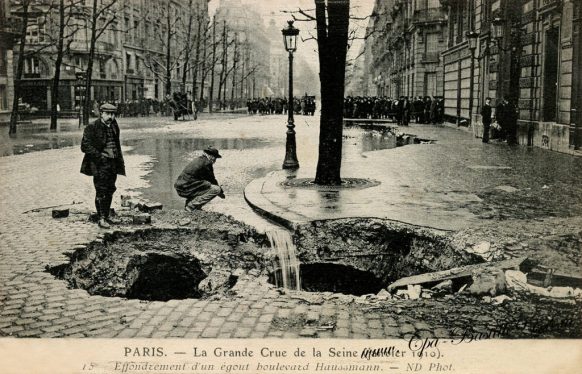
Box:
[413,8,445,24]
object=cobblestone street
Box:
[0,115,581,339]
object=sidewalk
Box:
[246,123,582,227]
[245,123,582,272]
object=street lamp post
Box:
[281,20,300,169]
[466,31,479,127]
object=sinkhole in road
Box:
[47,212,482,302]
[48,223,270,302]
[267,263,385,296]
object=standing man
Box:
[81,103,125,229]
[481,97,492,143]
[175,146,225,211]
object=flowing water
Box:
[266,229,301,291]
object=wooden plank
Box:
[387,257,527,291]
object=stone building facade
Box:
[0,0,17,122]
[368,0,448,99]
[441,0,581,153]
[9,0,208,115]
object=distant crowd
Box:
[344,96,445,125]
[246,96,316,116]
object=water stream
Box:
[266,229,301,291]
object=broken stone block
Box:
[376,289,391,300]
[138,202,163,213]
[198,269,236,295]
[132,214,151,225]
[52,208,69,218]
[178,218,191,226]
[466,241,501,262]
[432,279,453,293]
[407,285,421,300]
[467,269,506,296]
[120,195,132,207]
[491,295,513,305]
[388,257,526,291]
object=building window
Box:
[0,85,7,110]
[26,22,40,44]
[0,49,7,76]
[24,57,40,75]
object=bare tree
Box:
[83,0,120,126]
[140,2,185,99]
[198,18,210,106]
[208,17,217,113]
[9,0,31,135]
[49,0,84,130]
[180,0,195,92]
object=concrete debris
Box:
[139,202,163,213]
[395,285,421,300]
[120,195,133,207]
[491,295,513,305]
[467,269,506,296]
[527,266,582,288]
[132,214,152,225]
[178,218,191,226]
[376,289,392,300]
[495,185,519,193]
[388,257,526,291]
[432,280,453,293]
[466,241,501,261]
[505,270,582,299]
[198,269,236,295]
[52,208,69,218]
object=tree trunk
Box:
[181,0,193,91]
[314,0,350,185]
[199,21,208,106]
[230,36,237,105]
[191,4,202,102]
[9,0,30,135]
[208,18,216,113]
[83,0,99,127]
[50,0,65,130]
[218,21,227,109]
[165,4,172,96]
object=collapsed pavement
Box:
[44,205,582,338]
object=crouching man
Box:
[175,146,225,211]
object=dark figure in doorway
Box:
[80,103,125,229]
[505,100,519,145]
[481,97,492,143]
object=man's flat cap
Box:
[100,103,117,113]
[203,146,222,158]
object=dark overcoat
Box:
[80,118,125,176]
[174,156,219,198]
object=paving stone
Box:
[399,324,416,335]
[233,327,252,338]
